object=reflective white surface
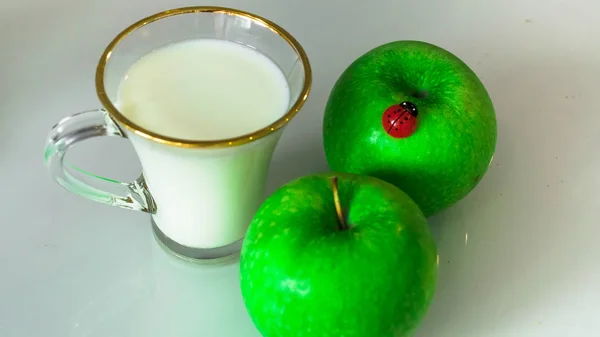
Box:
[2,0,600,336]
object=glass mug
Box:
[44,7,311,260]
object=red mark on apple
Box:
[382,101,418,138]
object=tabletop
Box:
[2,0,600,336]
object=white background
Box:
[1,0,600,336]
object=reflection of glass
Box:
[70,231,255,337]
[44,7,312,261]
[139,240,255,337]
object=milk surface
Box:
[118,38,290,140]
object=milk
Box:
[117,39,290,249]
[118,39,290,140]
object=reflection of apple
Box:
[240,172,437,337]
[323,40,497,216]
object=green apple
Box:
[323,40,497,217]
[240,172,437,337]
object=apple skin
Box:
[323,40,497,217]
[240,172,438,337]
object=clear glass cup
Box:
[44,6,311,261]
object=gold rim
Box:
[95,6,312,148]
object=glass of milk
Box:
[44,6,311,261]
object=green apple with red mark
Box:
[240,172,437,337]
[323,40,497,217]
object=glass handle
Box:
[44,109,156,213]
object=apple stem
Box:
[331,176,349,231]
